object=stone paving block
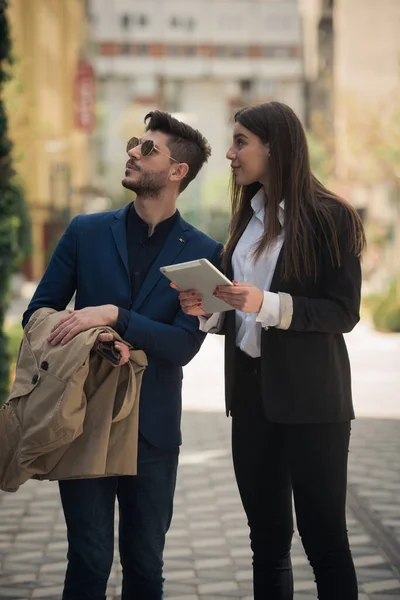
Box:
[31,585,63,598]
[165,583,198,595]
[3,551,44,562]
[164,547,193,559]
[191,538,227,549]
[194,569,236,583]
[198,580,239,594]
[355,555,387,567]
[235,569,252,582]
[39,561,67,574]
[166,596,199,600]
[229,547,251,559]
[294,580,316,592]
[194,557,233,570]
[359,568,399,583]
[362,579,400,594]
[0,573,37,585]
[189,520,221,530]
[46,541,67,552]
[36,574,65,585]
[0,562,38,574]
[167,569,197,581]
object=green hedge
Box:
[6,321,22,360]
[0,1,31,403]
[0,322,22,405]
[370,283,400,332]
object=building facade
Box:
[306,0,400,291]
[88,0,305,211]
[6,0,91,280]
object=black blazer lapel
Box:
[269,243,285,293]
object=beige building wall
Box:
[6,0,90,280]
[333,0,400,288]
[334,0,400,191]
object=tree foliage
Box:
[0,0,31,402]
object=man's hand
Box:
[96,332,130,368]
[214,282,264,313]
[47,305,119,346]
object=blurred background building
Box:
[87,0,304,234]
[6,0,91,280]
[302,0,400,293]
[4,0,400,308]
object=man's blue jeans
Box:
[59,434,179,600]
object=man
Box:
[23,111,223,600]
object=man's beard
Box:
[122,168,170,198]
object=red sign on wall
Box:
[74,61,96,133]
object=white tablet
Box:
[160,258,235,313]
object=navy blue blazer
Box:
[23,203,223,448]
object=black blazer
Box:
[224,204,361,424]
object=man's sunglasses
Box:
[126,137,178,162]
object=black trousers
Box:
[231,349,358,600]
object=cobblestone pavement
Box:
[1,412,400,600]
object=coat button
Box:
[40,361,49,371]
[31,373,39,384]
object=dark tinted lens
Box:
[141,140,155,156]
[127,137,139,152]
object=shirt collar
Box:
[129,202,178,236]
[250,189,285,227]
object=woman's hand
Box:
[214,282,264,313]
[170,283,209,317]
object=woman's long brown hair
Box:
[222,102,366,280]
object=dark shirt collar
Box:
[129,202,178,236]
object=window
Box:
[169,16,196,31]
[219,16,241,30]
[164,80,182,113]
[137,45,147,56]
[263,47,291,58]
[121,14,130,30]
[273,47,290,58]
[256,79,277,98]
[231,47,245,58]
[120,13,149,29]
[241,80,252,94]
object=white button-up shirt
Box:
[199,189,284,358]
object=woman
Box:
[174,102,365,599]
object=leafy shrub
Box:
[371,283,400,332]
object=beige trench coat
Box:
[0,307,147,492]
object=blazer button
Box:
[40,361,49,371]
[31,373,39,385]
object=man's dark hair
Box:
[144,110,211,193]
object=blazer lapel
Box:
[132,212,190,312]
[269,243,285,292]
[111,203,131,279]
